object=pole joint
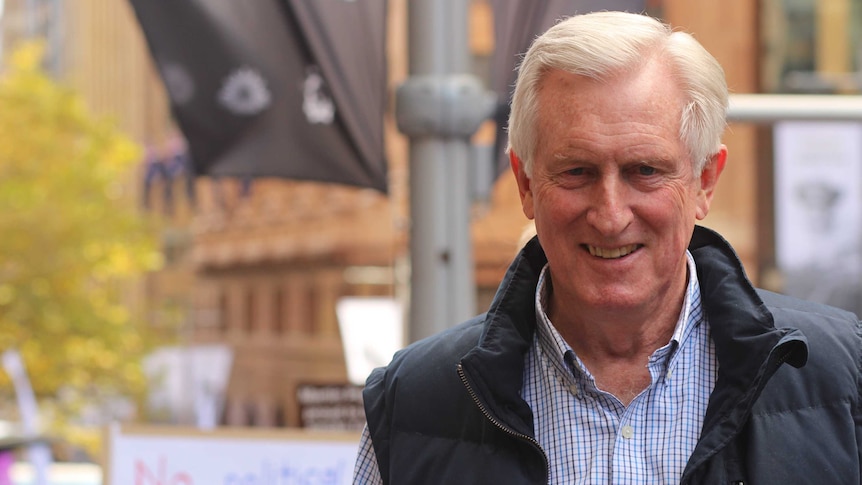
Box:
[395,74,496,138]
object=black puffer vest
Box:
[363,226,862,484]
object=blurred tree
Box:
[0,42,164,456]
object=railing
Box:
[728,94,862,122]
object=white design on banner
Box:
[161,62,195,105]
[303,66,335,124]
[218,67,272,116]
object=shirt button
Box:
[568,384,579,396]
[621,425,635,439]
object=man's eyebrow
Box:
[551,149,590,161]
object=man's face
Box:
[512,63,725,319]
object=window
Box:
[762,0,862,94]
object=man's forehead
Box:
[535,68,684,122]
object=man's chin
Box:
[577,287,651,313]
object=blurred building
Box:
[2,0,860,428]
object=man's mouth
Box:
[585,244,642,259]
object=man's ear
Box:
[695,145,727,220]
[510,151,535,220]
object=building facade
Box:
[8,0,858,429]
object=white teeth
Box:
[588,244,638,259]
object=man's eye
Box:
[637,165,657,176]
[566,167,585,176]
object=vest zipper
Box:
[457,363,550,483]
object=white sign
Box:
[143,345,233,429]
[774,121,862,270]
[774,121,862,312]
[336,297,403,386]
[106,425,360,485]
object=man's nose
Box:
[585,176,633,236]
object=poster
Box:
[106,425,360,485]
[774,121,862,314]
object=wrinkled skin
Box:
[511,62,726,356]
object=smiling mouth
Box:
[585,244,642,259]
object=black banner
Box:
[129,0,388,192]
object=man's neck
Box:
[544,271,689,405]
[552,300,681,361]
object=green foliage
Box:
[0,42,165,453]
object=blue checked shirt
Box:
[354,251,716,484]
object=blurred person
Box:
[354,11,862,484]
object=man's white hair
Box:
[507,11,728,176]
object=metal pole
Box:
[439,0,475,333]
[398,0,493,342]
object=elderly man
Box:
[354,11,862,484]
